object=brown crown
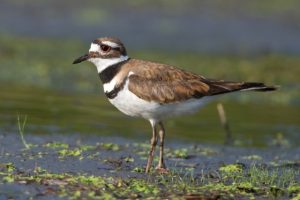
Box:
[92,37,127,57]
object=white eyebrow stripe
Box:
[89,43,100,52]
[102,41,120,48]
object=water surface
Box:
[1,84,299,147]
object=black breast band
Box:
[104,78,127,99]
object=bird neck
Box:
[98,58,130,84]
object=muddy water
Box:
[0,84,299,148]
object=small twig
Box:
[217,103,233,145]
[17,115,30,149]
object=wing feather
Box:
[125,59,275,104]
[127,63,210,103]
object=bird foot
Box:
[155,166,169,174]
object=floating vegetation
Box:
[58,148,82,158]
[1,135,299,199]
[43,142,69,149]
[100,143,120,151]
[241,155,263,160]
[219,163,244,174]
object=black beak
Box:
[72,53,89,64]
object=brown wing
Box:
[129,75,210,103]
[127,60,276,104]
[126,60,214,104]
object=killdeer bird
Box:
[73,37,277,173]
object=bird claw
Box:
[155,166,169,174]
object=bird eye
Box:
[100,45,111,52]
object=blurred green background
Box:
[0,0,299,147]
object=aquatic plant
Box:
[17,115,30,149]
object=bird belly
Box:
[108,85,161,119]
[107,83,211,121]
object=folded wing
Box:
[127,62,276,104]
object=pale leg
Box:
[156,122,167,170]
[145,122,158,173]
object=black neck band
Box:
[98,59,130,84]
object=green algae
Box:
[100,143,120,151]
[80,144,96,151]
[241,155,262,160]
[58,148,82,158]
[288,185,300,194]
[167,148,189,159]
[43,142,69,149]
[219,164,243,173]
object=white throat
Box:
[89,55,129,73]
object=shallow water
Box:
[1,84,299,147]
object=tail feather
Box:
[205,80,278,96]
[240,82,278,92]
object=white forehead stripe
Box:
[102,41,120,48]
[89,43,100,52]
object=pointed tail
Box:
[239,82,278,92]
[205,80,279,96]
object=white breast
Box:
[103,79,117,93]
